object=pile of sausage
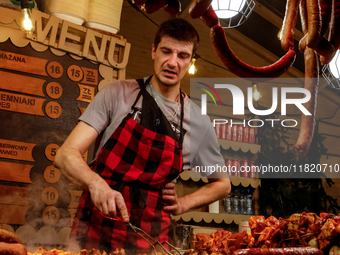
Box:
[184,212,340,255]
[0,229,127,255]
[27,247,120,255]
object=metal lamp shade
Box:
[212,0,255,28]
[322,50,340,90]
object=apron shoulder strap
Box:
[132,76,184,149]
[131,76,152,110]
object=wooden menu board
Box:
[0,38,101,230]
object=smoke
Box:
[18,176,80,251]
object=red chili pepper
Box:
[210,25,296,80]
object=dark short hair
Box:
[154,18,200,57]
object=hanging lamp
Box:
[212,0,255,28]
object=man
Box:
[54,18,230,254]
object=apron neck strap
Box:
[179,88,184,149]
[133,76,185,149]
[132,76,153,109]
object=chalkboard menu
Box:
[0,38,101,231]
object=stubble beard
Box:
[154,72,180,88]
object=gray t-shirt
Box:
[79,78,225,172]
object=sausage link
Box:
[144,0,167,14]
[0,230,23,244]
[201,5,219,28]
[299,0,308,34]
[233,247,323,255]
[329,0,340,49]
[314,38,336,65]
[189,0,213,19]
[210,25,296,79]
[281,0,300,51]
[162,0,181,16]
[295,47,319,154]
[310,0,334,64]
[299,0,335,64]
[306,0,322,48]
[320,0,340,64]
[319,0,332,36]
[0,242,27,255]
[298,0,309,53]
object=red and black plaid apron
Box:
[69,76,184,254]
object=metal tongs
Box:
[99,211,183,255]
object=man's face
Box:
[152,36,194,87]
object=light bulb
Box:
[277,27,282,40]
[188,58,197,75]
[21,8,35,33]
[212,0,246,19]
[253,83,261,101]
[329,50,340,79]
[20,0,35,34]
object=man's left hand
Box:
[162,182,183,215]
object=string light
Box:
[189,54,200,75]
[252,82,261,101]
[20,0,35,33]
[188,58,197,75]
[277,27,282,40]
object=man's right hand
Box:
[88,177,129,222]
[53,121,130,222]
